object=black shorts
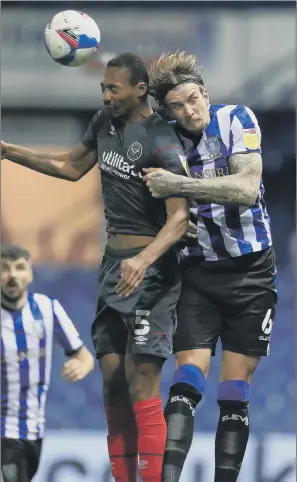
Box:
[174,247,277,357]
[92,246,181,359]
[1,438,42,482]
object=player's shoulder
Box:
[146,112,181,142]
[29,292,60,308]
[90,109,109,127]
[211,104,257,122]
[146,112,173,131]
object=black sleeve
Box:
[81,110,103,151]
[150,123,190,177]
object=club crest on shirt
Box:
[127,142,143,162]
[204,136,221,158]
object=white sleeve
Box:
[229,105,262,155]
[52,299,83,355]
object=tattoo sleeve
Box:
[178,152,262,206]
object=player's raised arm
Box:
[1,141,97,181]
[1,110,102,181]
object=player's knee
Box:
[168,364,207,409]
[220,351,260,383]
[217,380,251,407]
[175,349,211,377]
[101,369,129,403]
[126,354,164,402]
[102,379,130,404]
[99,353,129,402]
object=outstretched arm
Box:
[1,140,97,181]
[144,152,262,207]
[1,110,103,181]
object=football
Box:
[44,10,101,67]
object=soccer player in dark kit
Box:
[144,51,277,482]
[1,53,189,482]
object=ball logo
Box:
[127,142,143,162]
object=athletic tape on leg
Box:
[173,364,206,395]
[218,380,251,402]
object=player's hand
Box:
[1,141,8,160]
[62,359,91,382]
[116,256,148,297]
[143,168,182,198]
[185,220,197,239]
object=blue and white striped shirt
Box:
[184,104,272,261]
[1,293,83,440]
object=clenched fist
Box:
[62,358,92,382]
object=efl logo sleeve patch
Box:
[243,128,260,150]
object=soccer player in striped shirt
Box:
[144,51,277,482]
[1,244,94,482]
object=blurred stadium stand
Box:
[1,1,295,480]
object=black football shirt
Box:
[81,110,189,236]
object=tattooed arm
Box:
[144,152,262,207]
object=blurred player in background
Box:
[1,244,94,482]
[144,51,277,482]
[1,53,189,482]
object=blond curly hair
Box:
[149,51,204,105]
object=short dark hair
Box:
[149,51,204,106]
[107,52,149,99]
[1,244,31,261]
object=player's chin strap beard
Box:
[1,296,23,312]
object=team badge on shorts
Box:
[243,128,260,149]
[204,137,221,158]
[127,142,143,162]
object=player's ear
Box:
[163,104,173,119]
[137,82,148,99]
[203,88,210,106]
[27,263,34,284]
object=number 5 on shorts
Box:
[134,310,151,336]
